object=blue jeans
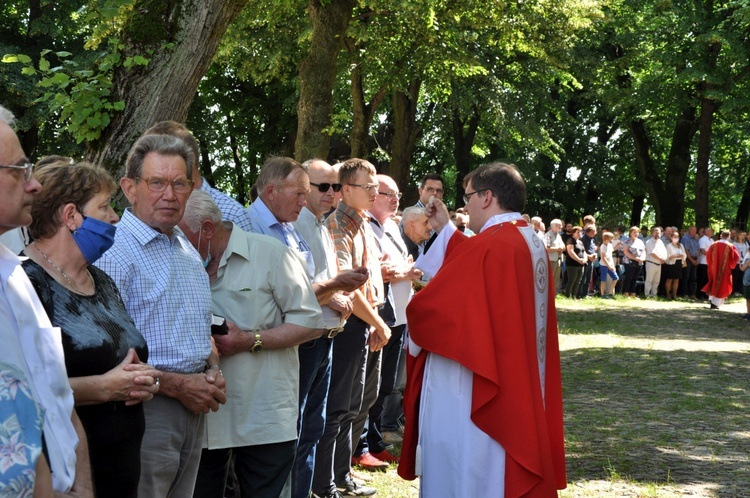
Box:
[292,336,333,498]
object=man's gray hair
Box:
[0,105,16,127]
[255,157,305,197]
[301,158,326,172]
[182,189,222,232]
[125,134,194,179]
[400,206,426,226]
[550,218,562,227]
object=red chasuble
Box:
[702,241,739,299]
[398,221,566,497]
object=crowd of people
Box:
[0,106,565,498]
[534,216,748,312]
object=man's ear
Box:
[202,219,217,240]
[121,177,137,204]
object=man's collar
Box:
[337,201,368,224]
[121,208,182,245]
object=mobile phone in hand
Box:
[211,315,228,335]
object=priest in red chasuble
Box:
[703,229,740,309]
[397,163,566,497]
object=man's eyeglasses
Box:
[348,183,379,192]
[378,191,403,199]
[0,162,34,182]
[310,182,342,193]
[136,176,194,194]
[463,189,487,205]
[424,186,444,195]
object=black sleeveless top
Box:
[23,260,148,498]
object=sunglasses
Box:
[310,182,342,193]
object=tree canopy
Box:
[3,0,750,229]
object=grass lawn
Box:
[365,295,750,497]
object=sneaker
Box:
[351,452,389,471]
[312,491,345,498]
[381,431,403,444]
[371,449,399,463]
[336,475,377,496]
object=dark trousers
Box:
[680,260,698,297]
[194,440,296,498]
[566,265,584,297]
[362,324,405,453]
[352,346,382,457]
[697,263,708,299]
[578,261,593,297]
[312,316,369,495]
[622,263,642,294]
[292,337,332,498]
[381,343,407,432]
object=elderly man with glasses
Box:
[96,133,227,497]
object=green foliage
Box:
[3,39,127,143]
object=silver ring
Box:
[155,377,160,387]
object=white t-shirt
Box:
[699,236,713,265]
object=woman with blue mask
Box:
[21,161,161,498]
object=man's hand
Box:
[380,260,397,282]
[424,198,451,233]
[368,324,391,352]
[333,267,369,292]
[214,321,251,357]
[328,292,353,320]
[169,372,227,414]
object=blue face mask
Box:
[197,228,212,269]
[71,216,117,264]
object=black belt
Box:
[646,260,661,265]
[323,326,344,339]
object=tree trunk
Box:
[388,80,421,204]
[630,103,696,228]
[694,96,717,230]
[734,169,750,232]
[452,105,480,208]
[630,193,645,227]
[85,0,249,181]
[225,114,247,207]
[347,43,388,159]
[295,0,357,162]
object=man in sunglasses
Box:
[398,163,566,497]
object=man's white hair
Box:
[400,206,425,226]
[0,105,16,127]
[182,189,223,232]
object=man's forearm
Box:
[350,289,388,331]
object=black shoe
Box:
[710,303,719,309]
[313,492,345,498]
[336,475,377,496]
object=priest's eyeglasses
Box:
[0,162,34,182]
[378,191,403,199]
[463,189,487,205]
[310,182,343,193]
[137,176,194,194]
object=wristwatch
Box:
[250,331,263,353]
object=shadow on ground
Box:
[561,339,749,496]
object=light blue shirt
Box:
[681,234,699,259]
[246,198,315,278]
[199,180,253,232]
[95,209,213,374]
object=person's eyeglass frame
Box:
[310,182,343,193]
[348,183,380,192]
[463,189,488,205]
[378,191,403,199]
[0,162,34,182]
[136,176,195,194]
[423,186,444,195]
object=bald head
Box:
[303,159,338,217]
